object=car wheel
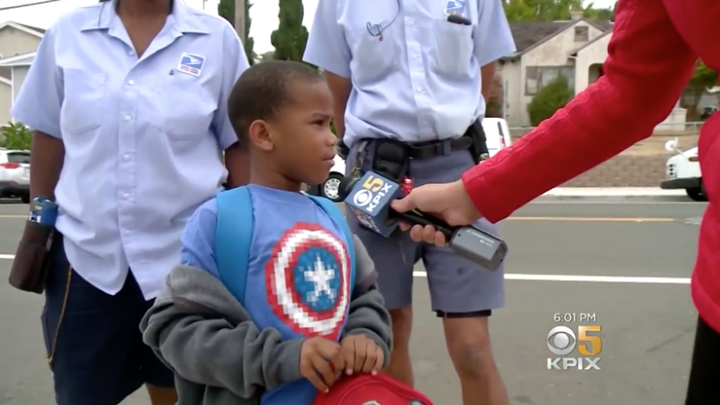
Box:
[322,173,343,202]
[21,194,30,204]
[687,186,707,202]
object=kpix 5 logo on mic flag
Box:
[344,171,404,237]
[353,175,385,207]
[352,173,395,214]
[266,223,351,341]
[546,325,602,371]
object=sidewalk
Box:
[539,187,690,202]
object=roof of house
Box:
[570,29,612,55]
[15,23,46,34]
[0,20,45,38]
[504,18,613,59]
[0,52,36,67]
[510,21,570,53]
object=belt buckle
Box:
[441,140,453,156]
[429,140,451,157]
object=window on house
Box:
[525,66,576,95]
[574,26,589,42]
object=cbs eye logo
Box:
[353,189,373,207]
[547,325,602,356]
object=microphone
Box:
[339,172,508,271]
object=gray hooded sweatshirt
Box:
[140,235,392,405]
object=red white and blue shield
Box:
[266,222,351,341]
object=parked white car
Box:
[315,118,514,202]
[0,148,30,203]
[660,139,704,201]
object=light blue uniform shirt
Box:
[303,0,516,148]
[11,0,249,299]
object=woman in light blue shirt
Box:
[10,0,249,404]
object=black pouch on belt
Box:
[464,119,490,164]
[8,223,55,294]
[370,140,410,182]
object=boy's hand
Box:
[340,335,384,375]
[300,337,346,392]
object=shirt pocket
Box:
[346,27,399,87]
[60,69,107,136]
[431,20,475,77]
[154,75,217,140]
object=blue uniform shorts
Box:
[41,233,175,405]
[345,143,505,316]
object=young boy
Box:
[140,61,393,405]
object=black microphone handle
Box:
[393,209,455,238]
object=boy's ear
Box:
[248,119,274,152]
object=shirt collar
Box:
[80,0,210,35]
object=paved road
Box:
[0,199,707,405]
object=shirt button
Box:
[416,87,423,93]
[123,193,130,199]
[124,115,132,121]
[413,54,419,59]
[128,80,135,86]
[407,19,414,25]
[129,51,135,56]
[124,229,130,235]
[123,154,131,160]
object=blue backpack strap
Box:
[309,196,356,287]
[215,186,254,304]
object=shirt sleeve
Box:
[10,26,63,138]
[302,0,352,78]
[211,22,250,150]
[473,0,516,67]
[180,198,221,278]
[462,0,697,223]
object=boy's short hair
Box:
[227,60,324,145]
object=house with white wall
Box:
[0,20,44,125]
[498,12,686,130]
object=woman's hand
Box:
[390,180,482,246]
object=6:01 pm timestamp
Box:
[554,313,596,323]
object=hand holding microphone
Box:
[390,180,483,244]
[339,172,507,271]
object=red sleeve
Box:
[462,0,698,223]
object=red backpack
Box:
[313,373,433,405]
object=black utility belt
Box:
[361,136,474,183]
[405,136,473,159]
[359,119,488,181]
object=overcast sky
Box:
[1,0,617,54]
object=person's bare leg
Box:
[443,316,508,405]
[383,306,415,387]
[146,384,178,405]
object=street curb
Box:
[537,187,692,202]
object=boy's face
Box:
[269,80,338,185]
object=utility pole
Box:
[234,0,246,43]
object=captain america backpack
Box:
[213,185,355,307]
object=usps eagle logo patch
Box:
[266,223,351,340]
[444,0,466,16]
[177,53,205,77]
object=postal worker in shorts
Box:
[303,0,516,404]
